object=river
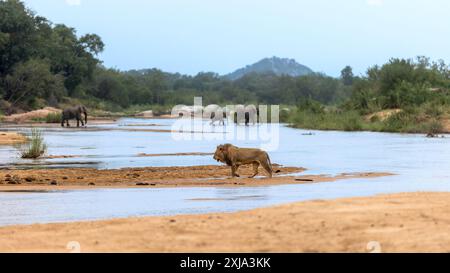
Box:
[0,118,449,226]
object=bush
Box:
[370,115,380,123]
[421,120,444,135]
[342,114,363,131]
[289,108,363,131]
[21,128,47,159]
[380,111,414,132]
[31,112,62,123]
[423,103,444,118]
[298,98,325,114]
[45,112,62,123]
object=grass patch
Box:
[289,109,363,131]
[288,104,449,134]
[21,128,47,159]
[45,112,61,123]
[31,112,62,123]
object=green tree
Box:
[95,69,130,108]
[0,0,37,75]
[4,59,65,109]
[341,66,354,86]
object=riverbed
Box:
[0,118,449,226]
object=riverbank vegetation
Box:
[30,112,62,124]
[20,128,46,159]
[1,0,449,134]
[287,58,450,134]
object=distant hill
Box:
[225,57,314,80]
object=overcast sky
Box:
[22,0,450,77]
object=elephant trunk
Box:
[84,111,88,125]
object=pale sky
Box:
[22,0,450,77]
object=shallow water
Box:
[0,118,449,226]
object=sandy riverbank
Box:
[0,192,449,253]
[0,132,27,145]
[1,119,117,128]
[0,165,390,189]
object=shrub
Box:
[380,112,412,132]
[342,113,363,131]
[21,128,47,159]
[298,98,325,114]
[45,112,62,123]
[421,120,443,135]
[289,109,363,131]
[423,103,443,118]
[370,115,380,123]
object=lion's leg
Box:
[235,165,241,177]
[250,162,259,178]
[231,165,240,178]
[261,160,273,178]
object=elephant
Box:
[244,105,258,126]
[61,105,88,127]
[232,105,258,126]
[210,111,227,126]
[205,104,227,126]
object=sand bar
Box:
[0,192,448,253]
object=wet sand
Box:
[137,152,213,157]
[2,123,223,134]
[0,132,27,145]
[1,119,117,128]
[0,192,448,253]
[118,123,165,127]
[40,152,213,159]
[0,165,391,189]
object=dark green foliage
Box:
[2,0,449,136]
[0,0,103,111]
[0,1,352,113]
[4,59,65,109]
[341,66,354,86]
[350,57,450,111]
[289,57,450,133]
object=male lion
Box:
[213,144,273,178]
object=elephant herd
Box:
[205,105,258,126]
[60,104,260,129]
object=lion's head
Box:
[213,144,233,166]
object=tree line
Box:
[0,0,351,114]
[290,57,450,134]
[0,0,103,113]
[1,0,449,128]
